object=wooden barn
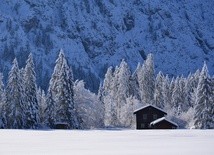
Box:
[133,105,178,129]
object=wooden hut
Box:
[133,105,178,129]
[54,122,70,129]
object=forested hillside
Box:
[0,0,214,91]
[0,51,213,129]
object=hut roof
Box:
[133,104,167,115]
[150,117,178,127]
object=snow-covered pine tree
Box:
[104,93,117,127]
[5,59,25,129]
[171,77,183,115]
[178,77,187,112]
[37,88,42,122]
[185,71,200,110]
[102,66,116,127]
[194,63,214,129]
[102,60,137,127]
[130,63,141,100]
[24,54,40,129]
[211,77,214,128]
[138,54,155,105]
[44,49,64,128]
[37,88,46,125]
[189,70,201,108]
[115,60,132,126]
[137,63,144,103]
[97,83,103,102]
[55,60,82,129]
[162,75,171,110]
[102,67,114,98]
[0,73,6,128]
[185,73,194,109]
[154,71,165,109]
[166,77,175,108]
[47,49,82,129]
[44,90,55,128]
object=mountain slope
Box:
[0,0,214,91]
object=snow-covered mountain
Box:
[0,0,214,91]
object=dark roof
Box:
[150,117,178,127]
[133,104,167,115]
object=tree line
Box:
[0,51,213,129]
[0,50,103,129]
[99,54,214,129]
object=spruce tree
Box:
[37,88,46,125]
[138,54,155,104]
[154,72,164,109]
[24,54,40,129]
[115,60,132,126]
[102,66,117,127]
[102,60,135,127]
[178,77,187,112]
[47,49,82,129]
[130,63,141,100]
[5,59,25,129]
[0,73,6,128]
[44,90,55,128]
[194,63,214,129]
[171,77,183,115]
[189,70,201,108]
[162,75,171,110]
[185,73,195,109]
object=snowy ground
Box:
[0,129,213,155]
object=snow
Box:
[0,129,213,155]
[150,117,178,127]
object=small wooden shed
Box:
[54,122,70,129]
[133,104,178,129]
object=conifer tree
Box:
[137,63,144,103]
[138,54,155,104]
[185,73,195,109]
[0,73,6,128]
[154,72,164,109]
[162,75,171,110]
[194,63,214,129]
[189,70,201,108]
[47,49,82,129]
[102,67,115,126]
[130,63,141,100]
[24,54,40,129]
[44,90,55,128]
[115,60,132,126]
[37,88,46,125]
[102,60,134,127]
[5,59,25,128]
[171,77,183,115]
[178,77,187,112]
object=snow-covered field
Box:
[0,129,213,155]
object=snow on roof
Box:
[133,104,167,114]
[150,117,178,127]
